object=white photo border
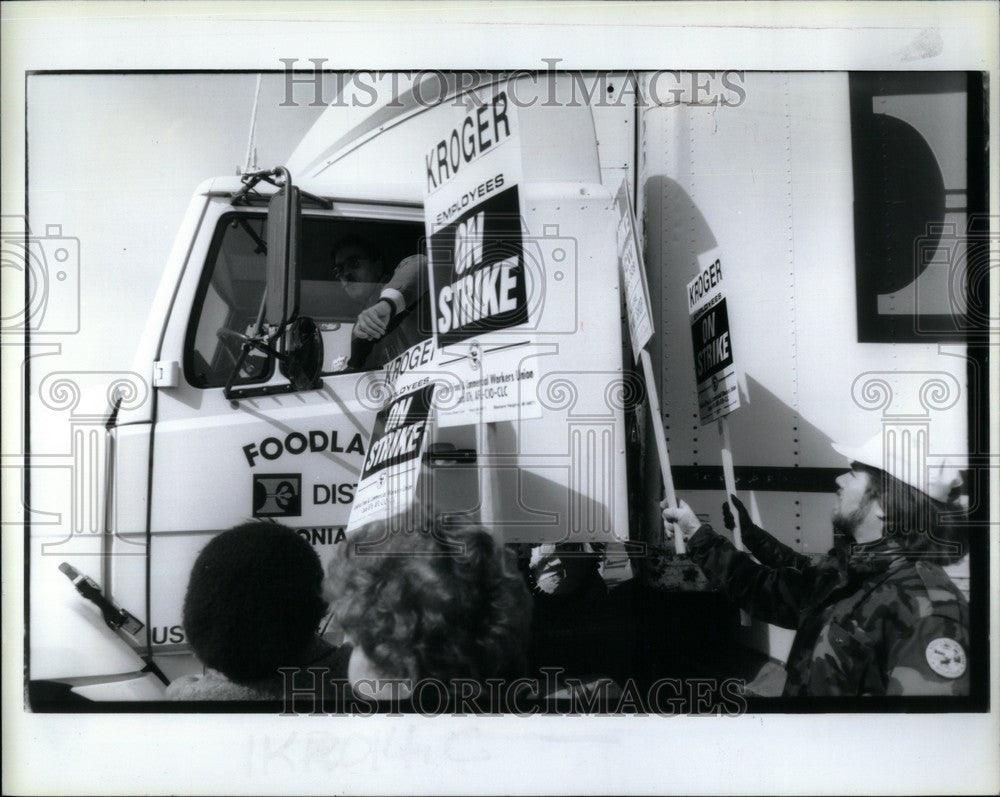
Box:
[2,2,998,795]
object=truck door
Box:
[110,194,437,655]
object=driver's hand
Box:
[660,499,703,542]
[354,301,392,340]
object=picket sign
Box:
[640,349,684,555]
[614,180,685,555]
[719,417,743,551]
[478,421,502,533]
[694,258,750,626]
[688,249,744,546]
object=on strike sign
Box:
[687,251,741,425]
[347,382,436,532]
[428,185,527,346]
[420,85,541,429]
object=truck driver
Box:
[329,235,427,369]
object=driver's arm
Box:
[353,253,427,341]
[378,253,426,316]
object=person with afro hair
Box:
[166,520,348,700]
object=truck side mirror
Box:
[224,167,327,401]
[280,317,324,391]
[265,171,302,351]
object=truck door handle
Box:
[425,443,477,466]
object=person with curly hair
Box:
[326,521,532,698]
[166,520,348,700]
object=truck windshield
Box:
[185,212,428,388]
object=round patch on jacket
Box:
[924,638,967,679]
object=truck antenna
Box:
[242,75,263,174]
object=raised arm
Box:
[725,495,812,571]
[687,524,809,629]
[664,499,819,629]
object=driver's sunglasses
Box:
[332,254,370,282]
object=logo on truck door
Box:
[253,473,302,518]
[242,430,365,466]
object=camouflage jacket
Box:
[740,520,814,572]
[688,524,970,697]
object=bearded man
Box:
[661,436,969,697]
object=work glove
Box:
[660,499,702,542]
[723,493,752,532]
